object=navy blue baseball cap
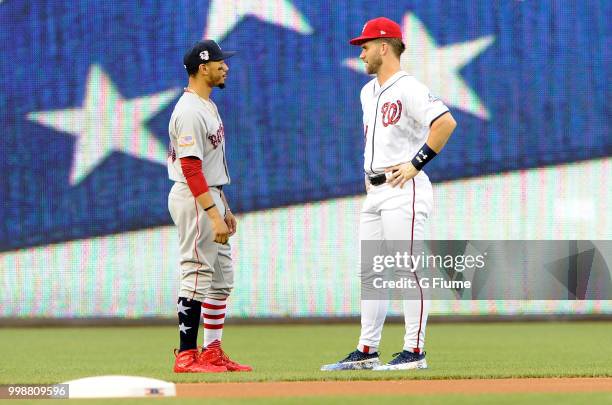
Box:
[183,40,236,70]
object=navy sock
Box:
[177,297,202,352]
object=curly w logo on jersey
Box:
[381,101,403,127]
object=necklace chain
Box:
[185,87,220,122]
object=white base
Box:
[62,375,176,398]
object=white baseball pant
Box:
[358,174,433,353]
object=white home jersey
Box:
[167,90,230,186]
[361,72,449,175]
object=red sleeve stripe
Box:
[180,157,209,197]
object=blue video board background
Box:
[0,0,609,251]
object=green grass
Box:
[0,322,610,384]
[6,393,612,405]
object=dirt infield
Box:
[177,378,612,398]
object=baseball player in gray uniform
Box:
[168,40,251,373]
[322,17,457,371]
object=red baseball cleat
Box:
[201,345,253,372]
[173,349,227,373]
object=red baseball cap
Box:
[349,17,403,46]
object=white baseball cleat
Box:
[373,350,428,371]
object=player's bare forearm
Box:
[386,112,457,188]
[195,191,219,218]
[219,190,237,236]
[220,190,231,212]
[195,191,230,244]
[426,112,457,153]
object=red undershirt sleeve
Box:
[180,156,209,197]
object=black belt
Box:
[368,173,386,186]
[211,185,223,191]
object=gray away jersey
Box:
[167,90,230,186]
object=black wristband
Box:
[411,143,438,171]
[204,203,216,211]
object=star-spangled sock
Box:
[177,297,201,352]
[202,297,227,348]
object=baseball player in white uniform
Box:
[168,40,251,373]
[322,17,457,371]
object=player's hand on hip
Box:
[385,162,419,188]
[212,216,230,244]
[225,210,237,236]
